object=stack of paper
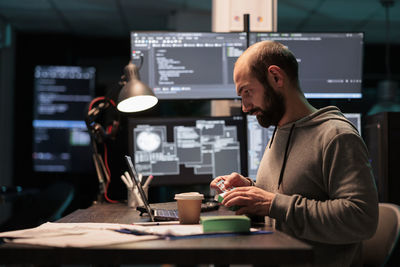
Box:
[0,222,160,247]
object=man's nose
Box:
[241,100,252,113]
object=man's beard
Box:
[250,82,286,128]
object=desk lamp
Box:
[117,61,158,113]
[86,60,158,203]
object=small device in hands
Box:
[214,179,240,211]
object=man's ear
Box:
[267,65,283,87]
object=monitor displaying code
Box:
[130,32,247,99]
[251,32,364,99]
[32,65,95,173]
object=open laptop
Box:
[124,155,179,221]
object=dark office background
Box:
[1,1,400,236]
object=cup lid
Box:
[174,192,204,200]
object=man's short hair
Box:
[249,41,300,89]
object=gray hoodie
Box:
[256,106,379,267]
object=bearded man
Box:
[210,40,378,267]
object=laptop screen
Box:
[124,155,155,222]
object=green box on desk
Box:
[200,215,251,233]
[215,193,240,211]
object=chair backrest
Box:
[362,203,400,266]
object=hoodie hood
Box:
[269,105,359,147]
[279,106,358,132]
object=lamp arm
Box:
[85,97,119,203]
[92,153,106,201]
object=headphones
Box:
[85,97,120,144]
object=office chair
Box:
[362,202,400,267]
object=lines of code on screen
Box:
[32,66,95,173]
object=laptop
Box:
[124,155,179,221]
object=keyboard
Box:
[154,208,179,221]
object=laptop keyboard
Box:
[154,208,179,220]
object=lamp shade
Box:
[117,62,158,113]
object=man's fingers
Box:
[222,187,252,201]
[210,176,227,193]
[222,187,266,206]
[223,191,253,206]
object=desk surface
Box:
[0,202,313,265]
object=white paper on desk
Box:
[0,222,160,247]
[128,224,204,236]
[126,224,261,236]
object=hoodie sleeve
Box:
[269,132,379,244]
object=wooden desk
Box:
[0,202,313,266]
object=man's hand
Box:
[210,172,252,193]
[221,186,276,216]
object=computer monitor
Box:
[128,116,247,185]
[130,32,247,100]
[250,32,364,99]
[32,65,96,173]
[343,113,362,135]
[246,113,362,180]
[246,115,275,180]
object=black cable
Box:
[277,123,296,190]
[244,14,250,48]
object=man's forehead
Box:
[236,49,254,65]
[234,59,251,80]
[233,66,245,86]
[234,47,258,73]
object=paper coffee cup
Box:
[174,192,204,224]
